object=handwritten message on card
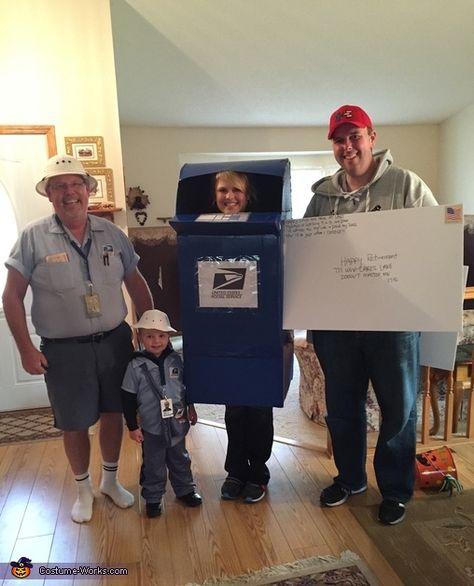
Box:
[333,252,399,284]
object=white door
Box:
[0,134,54,411]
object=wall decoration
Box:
[65,136,105,167]
[135,211,148,226]
[88,168,114,206]
[127,186,151,226]
[126,186,150,210]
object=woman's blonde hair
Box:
[213,170,257,208]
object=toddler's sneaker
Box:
[177,491,202,507]
[145,501,162,518]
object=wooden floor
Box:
[0,424,473,586]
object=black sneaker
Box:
[378,499,406,525]
[320,482,367,507]
[241,482,266,504]
[146,501,162,518]
[221,477,244,500]
[177,491,202,507]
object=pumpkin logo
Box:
[10,557,33,579]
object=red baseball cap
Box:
[328,105,373,139]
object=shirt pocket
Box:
[100,253,124,285]
[32,261,77,292]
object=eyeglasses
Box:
[48,181,86,192]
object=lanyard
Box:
[55,215,93,282]
[140,363,167,400]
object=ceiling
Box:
[110,0,474,128]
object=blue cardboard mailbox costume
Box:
[170,159,293,407]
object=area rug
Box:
[0,407,62,445]
[350,491,474,585]
[184,550,378,585]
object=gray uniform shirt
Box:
[5,214,139,338]
[122,351,189,442]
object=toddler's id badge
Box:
[161,398,173,419]
[84,292,102,317]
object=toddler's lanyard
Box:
[140,363,174,446]
[140,363,167,400]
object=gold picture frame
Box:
[65,136,105,167]
[88,168,114,205]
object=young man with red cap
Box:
[305,105,437,525]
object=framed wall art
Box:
[88,167,114,205]
[65,136,105,167]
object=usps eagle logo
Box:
[212,268,246,290]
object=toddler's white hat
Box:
[133,309,176,332]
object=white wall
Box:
[121,124,440,227]
[439,103,474,212]
[0,0,127,227]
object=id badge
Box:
[83,292,102,316]
[161,398,173,419]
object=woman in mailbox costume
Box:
[213,170,273,504]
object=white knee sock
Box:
[100,461,134,508]
[71,473,94,523]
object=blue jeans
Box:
[311,330,419,503]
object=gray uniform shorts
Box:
[40,322,134,431]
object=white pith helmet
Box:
[133,310,177,332]
[35,154,98,196]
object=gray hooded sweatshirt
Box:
[304,149,437,217]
